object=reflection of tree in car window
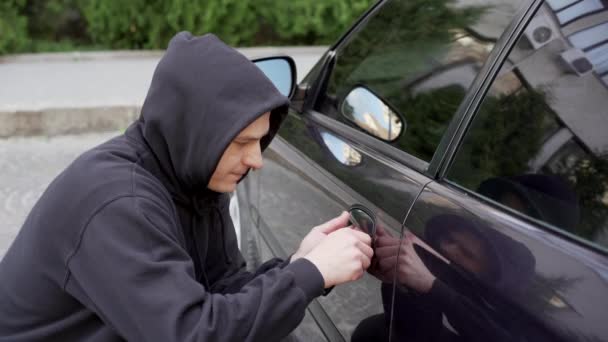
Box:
[318,0,489,161]
[449,65,608,248]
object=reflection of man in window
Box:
[478,174,580,231]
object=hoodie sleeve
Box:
[210,258,291,294]
[64,196,324,342]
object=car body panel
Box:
[238,0,608,340]
[255,108,429,340]
[397,181,608,341]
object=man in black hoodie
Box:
[0,32,373,341]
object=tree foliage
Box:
[0,0,29,54]
[256,0,372,45]
[0,0,375,54]
[558,154,608,241]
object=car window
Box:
[447,2,608,250]
[315,0,527,163]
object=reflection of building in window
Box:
[509,3,608,154]
[467,3,608,247]
[547,0,606,25]
[567,22,608,86]
[521,3,608,86]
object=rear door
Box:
[252,0,525,340]
[398,0,608,340]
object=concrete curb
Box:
[0,46,326,64]
[0,46,326,138]
[0,106,140,138]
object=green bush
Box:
[80,0,372,49]
[0,0,30,54]
[257,0,373,45]
[24,0,87,42]
[1,0,374,54]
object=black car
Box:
[239,0,608,340]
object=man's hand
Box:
[291,211,350,263]
[304,228,373,288]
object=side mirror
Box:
[252,56,297,98]
[341,86,404,142]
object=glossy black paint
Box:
[239,0,608,340]
[257,107,426,340]
[395,182,608,341]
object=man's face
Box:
[207,112,270,193]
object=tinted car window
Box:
[447,2,608,250]
[316,0,526,163]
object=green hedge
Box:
[0,0,374,54]
[0,0,30,54]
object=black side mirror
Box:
[252,56,297,99]
[348,204,376,241]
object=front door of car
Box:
[395,0,608,341]
[251,0,531,340]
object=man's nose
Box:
[244,143,263,170]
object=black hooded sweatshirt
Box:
[0,32,324,342]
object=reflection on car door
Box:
[256,106,427,341]
[252,0,538,339]
[393,0,608,341]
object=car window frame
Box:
[434,0,608,256]
[305,110,429,172]
[430,0,543,179]
[299,0,542,178]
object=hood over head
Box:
[138,32,289,197]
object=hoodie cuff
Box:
[277,256,292,269]
[427,279,454,305]
[285,258,324,301]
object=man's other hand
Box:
[291,211,350,263]
[304,228,373,288]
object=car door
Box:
[244,0,529,340]
[397,0,608,341]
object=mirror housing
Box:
[340,86,404,142]
[252,56,297,99]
